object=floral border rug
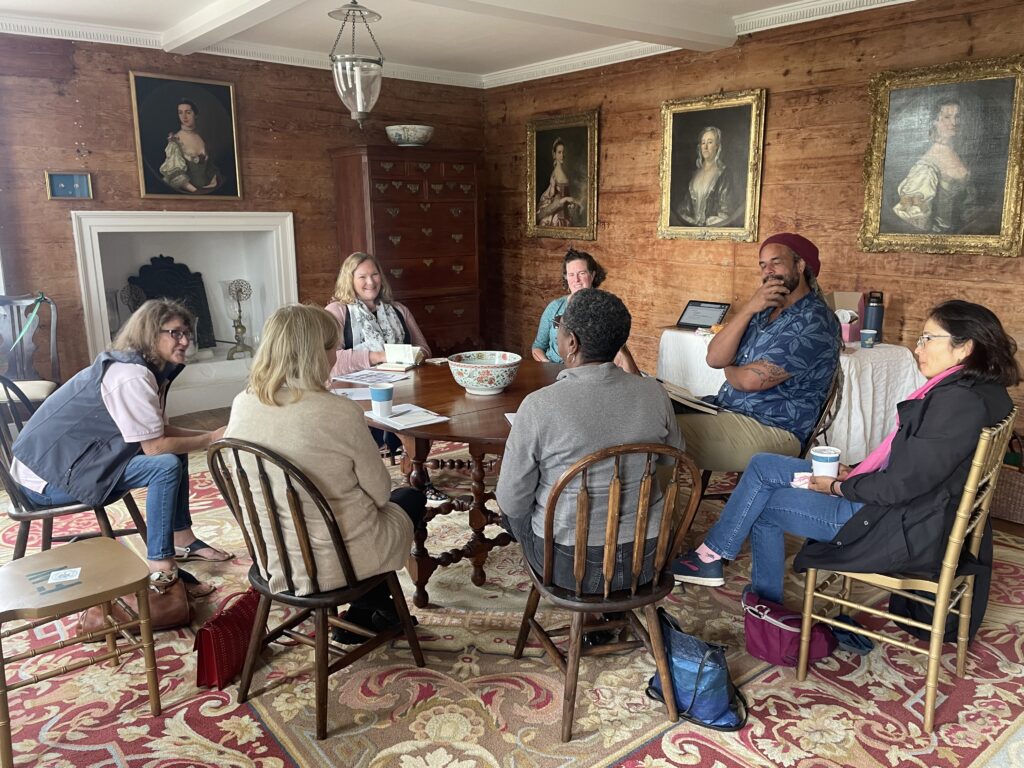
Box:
[1,446,1022,767]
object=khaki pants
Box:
[676,411,801,473]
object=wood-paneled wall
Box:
[0,36,484,374]
[481,0,1024,417]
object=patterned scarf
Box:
[347,301,406,350]
[847,364,964,478]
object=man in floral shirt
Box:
[675,232,841,474]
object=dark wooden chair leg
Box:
[122,493,148,542]
[237,594,272,703]
[561,612,585,743]
[388,573,424,666]
[12,522,30,560]
[514,586,540,659]
[644,603,677,721]
[94,507,115,538]
[314,607,329,740]
[41,519,54,551]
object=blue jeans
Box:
[20,453,192,561]
[703,453,864,603]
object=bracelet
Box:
[830,479,841,496]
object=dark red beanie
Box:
[760,233,820,277]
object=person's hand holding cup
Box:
[810,446,841,478]
[369,382,394,418]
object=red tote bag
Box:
[194,588,260,689]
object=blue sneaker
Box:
[671,550,725,587]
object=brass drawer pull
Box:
[380,161,394,172]
[418,163,432,172]
[423,258,434,267]
[452,163,465,172]
[406,183,420,194]
[451,233,463,243]
[460,184,472,194]
[421,228,432,237]
[450,207,462,217]
[390,268,404,278]
[424,304,435,313]
[391,180,403,189]
[453,308,465,317]
[451,264,464,274]
[386,207,399,217]
[389,234,402,246]
[431,183,443,194]
[375,183,389,194]
[420,203,431,212]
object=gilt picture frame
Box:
[130,71,242,199]
[859,56,1024,257]
[658,89,766,242]
[526,110,598,240]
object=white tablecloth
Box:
[656,328,926,463]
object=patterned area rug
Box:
[2,446,1022,767]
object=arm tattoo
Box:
[745,360,791,388]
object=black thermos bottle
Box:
[864,291,884,344]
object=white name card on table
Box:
[366,404,449,429]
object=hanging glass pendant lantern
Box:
[328,1,384,129]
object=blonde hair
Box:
[111,299,194,366]
[248,304,340,405]
[332,252,394,305]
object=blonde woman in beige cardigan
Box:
[225,303,425,638]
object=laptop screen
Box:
[676,300,731,329]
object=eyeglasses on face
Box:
[552,314,565,330]
[161,328,193,343]
[916,333,952,347]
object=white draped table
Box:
[656,328,926,463]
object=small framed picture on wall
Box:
[130,71,242,199]
[45,171,92,200]
[526,110,598,240]
[658,89,766,242]
[859,56,1024,257]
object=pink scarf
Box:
[846,364,964,478]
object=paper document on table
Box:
[366,404,449,429]
[659,379,720,415]
[334,370,410,384]
[332,387,371,401]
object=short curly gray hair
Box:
[561,288,631,363]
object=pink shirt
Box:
[325,300,432,377]
[12,362,165,492]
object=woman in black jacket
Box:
[672,300,1018,604]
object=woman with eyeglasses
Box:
[11,299,232,597]
[499,288,683,592]
[673,300,1018,608]
[531,248,640,374]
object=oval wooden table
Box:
[334,359,561,607]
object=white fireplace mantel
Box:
[70,210,298,416]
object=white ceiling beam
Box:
[407,0,736,51]
[162,0,308,54]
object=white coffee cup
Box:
[810,446,841,478]
[369,383,394,418]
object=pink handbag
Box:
[742,590,836,667]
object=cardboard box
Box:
[825,291,865,343]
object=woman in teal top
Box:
[532,248,639,373]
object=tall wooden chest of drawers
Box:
[330,145,483,356]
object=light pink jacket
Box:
[325,300,432,376]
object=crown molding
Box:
[733,0,913,35]
[0,13,160,48]
[481,41,678,89]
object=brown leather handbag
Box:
[77,575,191,636]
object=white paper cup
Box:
[810,446,841,477]
[369,383,394,418]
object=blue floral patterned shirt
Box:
[712,292,841,444]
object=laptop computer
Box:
[675,300,731,330]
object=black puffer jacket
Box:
[794,371,1011,577]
